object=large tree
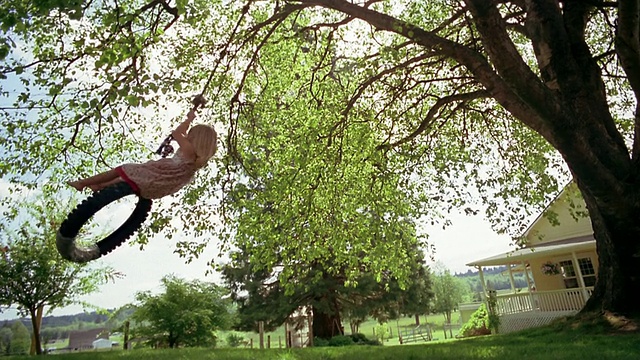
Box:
[223,243,432,339]
[269,0,637,320]
[2,0,640,320]
[0,188,118,355]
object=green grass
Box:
[216,314,462,348]
[7,321,640,360]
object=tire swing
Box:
[55,95,210,263]
[56,29,232,262]
[56,182,153,263]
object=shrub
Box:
[350,333,381,346]
[313,337,330,347]
[314,333,381,347]
[328,335,354,347]
[373,323,390,343]
[459,303,492,338]
[225,333,245,348]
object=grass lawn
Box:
[218,313,461,348]
[8,317,640,360]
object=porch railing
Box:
[495,287,594,315]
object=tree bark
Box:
[124,321,130,350]
[465,0,640,318]
[577,180,640,316]
[29,305,43,355]
[312,303,343,340]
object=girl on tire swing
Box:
[67,96,217,199]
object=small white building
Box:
[92,338,113,350]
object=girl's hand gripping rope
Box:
[155,95,207,158]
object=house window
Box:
[578,257,596,287]
[559,257,596,288]
[559,260,578,288]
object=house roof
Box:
[466,236,595,267]
[520,183,571,239]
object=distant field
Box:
[7,321,640,360]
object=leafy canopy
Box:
[0,185,118,316]
[0,1,581,286]
[131,275,233,348]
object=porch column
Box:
[523,262,536,310]
[571,252,590,302]
[523,262,533,290]
[477,266,487,298]
[507,264,516,294]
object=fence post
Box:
[259,321,264,349]
[285,323,289,348]
[124,320,130,350]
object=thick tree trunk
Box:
[465,0,640,318]
[414,314,420,326]
[312,304,343,340]
[577,181,640,316]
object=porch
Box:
[495,287,594,315]
[492,287,593,333]
[465,239,597,333]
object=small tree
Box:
[431,268,470,324]
[0,189,119,355]
[8,321,30,355]
[0,325,11,355]
[131,275,232,348]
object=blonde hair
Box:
[187,124,218,168]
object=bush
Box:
[459,303,492,338]
[314,333,381,347]
[373,323,390,343]
[350,333,381,346]
[313,337,330,347]
[328,335,354,347]
[225,333,245,348]
[350,333,368,343]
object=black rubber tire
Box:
[56,182,153,263]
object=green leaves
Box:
[213,18,433,292]
[131,275,233,348]
[431,268,471,323]
[0,188,117,318]
[0,0,575,293]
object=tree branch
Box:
[377,89,489,150]
[616,0,640,160]
[294,0,553,141]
